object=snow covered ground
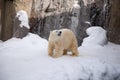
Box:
[1,10,119,80]
[0,31,120,80]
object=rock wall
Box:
[0,0,32,40]
[30,0,89,45]
[14,0,33,17]
[106,0,120,44]
[29,0,110,45]
[0,0,120,45]
[0,0,15,41]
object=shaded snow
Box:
[0,33,120,80]
[82,26,107,47]
[16,10,30,29]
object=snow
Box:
[73,0,80,9]
[82,26,107,47]
[16,10,30,29]
[84,21,91,26]
[0,33,120,80]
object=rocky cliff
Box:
[29,0,117,45]
[0,0,120,45]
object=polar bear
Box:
[48,28,79,58]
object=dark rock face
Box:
[0,1,15,41]
[106,0,120,44]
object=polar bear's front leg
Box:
[53,45,63,58]
[53,49,63,58]
[48,43,54,56]
[48,47,53,56]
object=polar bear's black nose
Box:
[58,31,62,36]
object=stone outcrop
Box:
[13,10,29,38]
[106,0,120,44]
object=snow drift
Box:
[82,26,107,47]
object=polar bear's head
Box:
[49,30,62,42]
[51,30,62,36]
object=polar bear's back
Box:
[60,29,77,49]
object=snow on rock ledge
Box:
[13,10,30,38]
[16,10,30,29]
[82,26,107,47]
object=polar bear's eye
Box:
[57,31,62,36]
[59,31,62,34]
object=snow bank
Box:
[0,33,120,80]
[82,26,107,47]
[1,33,47,50]
[16,10,30,29]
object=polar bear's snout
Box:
[56,31,62,36]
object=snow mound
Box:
[82,26,107,47]
[2,33,48,50]
[16,10,30,29]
